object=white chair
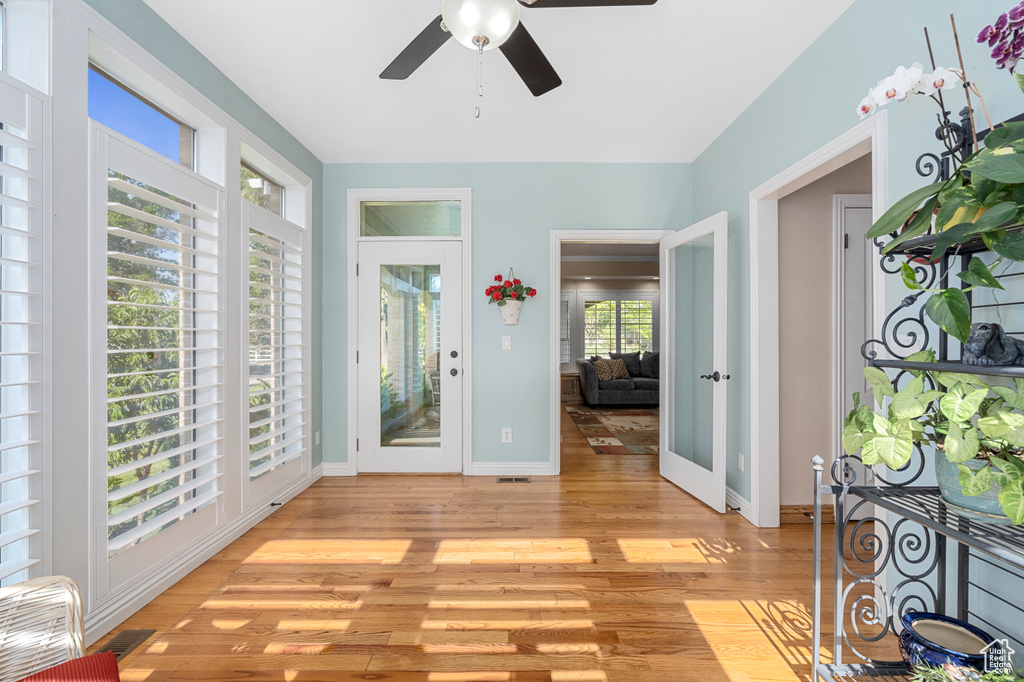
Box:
[0,576,85,682]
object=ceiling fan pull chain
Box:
[475,43,484,119]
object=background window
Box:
[583,297,656,357]
[88,67,195,169]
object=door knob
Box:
[450,350,458,358]
[450,368,459,377]
[700,371,722,382]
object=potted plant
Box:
[843,350,1024,524]
[857,4,1024,342]
[484,269,537,325]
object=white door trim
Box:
[832,194,874,474]
[748,112,888,528]
[347,188,473,475]
[549,230,673,475]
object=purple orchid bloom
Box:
[997,12,1010,32]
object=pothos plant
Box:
[843,350,1024,524]
[860,4,1024,343]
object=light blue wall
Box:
[83,0,325,467]
[322,163,692,465]
[692,0,1023,499]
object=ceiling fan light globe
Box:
[441,0,521,51]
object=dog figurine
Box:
[962,322,1024,365]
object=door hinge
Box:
[356,439,359,451]
[356,351,359,363]
[356,263,359,276]
[844,234,849,249]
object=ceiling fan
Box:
[380,0,658,98]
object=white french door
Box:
[659,211,728,513]
[356,241,463,473]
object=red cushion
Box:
[18,652,120,682]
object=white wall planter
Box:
[500,300,522,325]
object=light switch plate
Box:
[502,335,511,350]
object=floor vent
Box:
[496,477,531,483]
[96,629,156,661]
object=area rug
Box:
[565,405,659,455]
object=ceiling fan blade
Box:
[520,0,656,7]
[380,15,451,80]
[499,22,562,97]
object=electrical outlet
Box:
[502,335,511,350]
[315,431,321,446]
[501,427,513,444]
[738,452,745,472]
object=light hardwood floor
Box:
[97,408,835,681]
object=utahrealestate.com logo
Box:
[982,639,1017,675]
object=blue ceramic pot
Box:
[934,452,1012,525]
[899,612,995,671]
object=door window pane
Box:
[380,264,442,447]
[361,201,461,238]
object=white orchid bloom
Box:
[892,62,925,100]
[919,66,963,95]
[857,90,876,118]
[872,76,900,106]
[871,63,925,105]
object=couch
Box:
[576,351,659,407]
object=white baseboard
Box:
[322,461,354,476]
[468,461,556,477]
[84,472,315,644]
[726,487,756,525]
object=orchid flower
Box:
[918,67,962,96]
[857,90,876,119]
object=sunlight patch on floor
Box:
[263,643,330,654]
[276,619,352,631]
[550,672,609,682]
[434,538,593,564]
[426,674,512,681]
[211,619,253,630]
[685,599,812,680]
[427,597,590,609]
[614,538,710,563]
[199,597,364,610]
[242,539,413,564]
[118,670,154,681]
[421,619,596,631]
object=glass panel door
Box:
[357,241,463,472]
[659,212,728,513]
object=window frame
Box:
[576,289,659,359]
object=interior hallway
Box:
[93,409,833,681]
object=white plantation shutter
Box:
[244,202,307,484]
[97,126,224,556]
[0,75,46,586]
[559,292,573,364]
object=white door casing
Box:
[659,211,729,513]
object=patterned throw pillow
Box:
[607,358,631,380]
[593,358,614,381]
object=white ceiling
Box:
[142,0,856,164]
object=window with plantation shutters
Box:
[559,292,573,365]
[0,75,46,587]
[244,201,307,491]
[96,125,224,559]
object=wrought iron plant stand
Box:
[810,110,1024,681]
